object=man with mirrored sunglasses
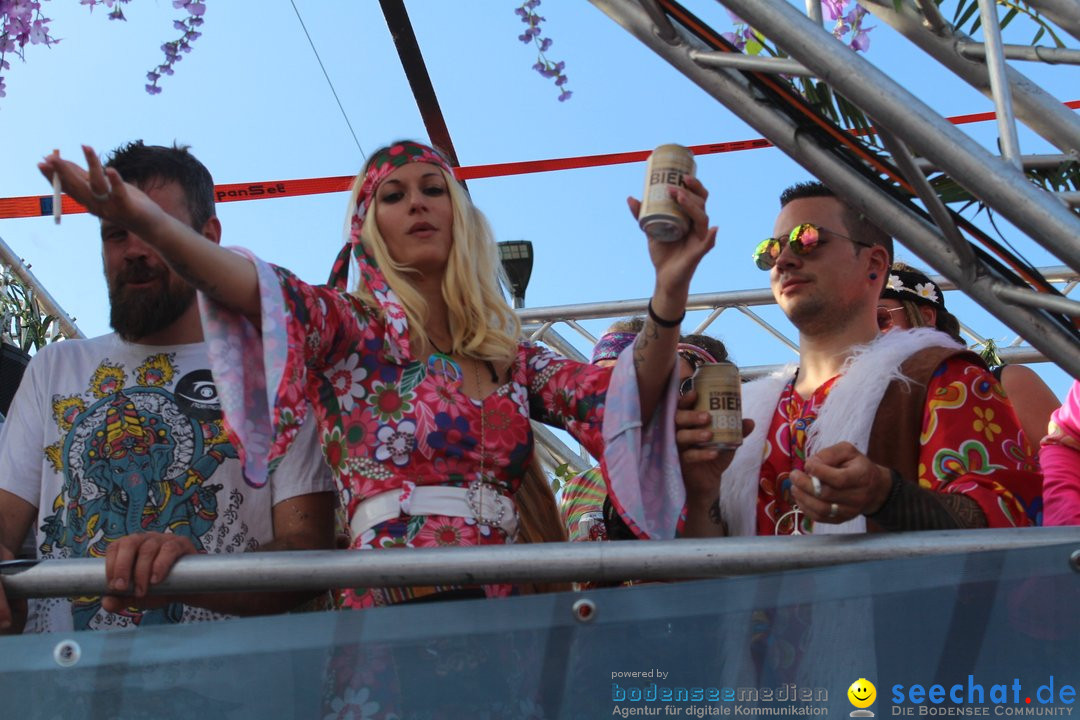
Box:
[608,181,1040,539]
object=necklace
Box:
[474,359,486,481]
[429,335,499,384]
[430,337,451,356]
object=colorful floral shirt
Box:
[203,259,610,607]
[758,357,1040,535]
[1041,379,1080,526]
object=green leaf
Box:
[745,37,763,56]
[956,1,980,30]
[398,361,426,395]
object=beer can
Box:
[692,361,743,450]
[638,144,696,243]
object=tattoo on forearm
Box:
[633,319,660,371]
[868,474,987,531]
[708,500,723,526]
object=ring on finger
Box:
[828,502,839,520]
[810,475,822,498]
[90,179,113,203]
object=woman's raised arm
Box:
[627,175,717,423]
[40,145,261,323]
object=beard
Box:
[107,260,196,342]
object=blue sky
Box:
[0,1,1075,395]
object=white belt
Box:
[349,480,518,540]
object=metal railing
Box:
[3,527,1077,598]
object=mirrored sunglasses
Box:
[753,223,869,270]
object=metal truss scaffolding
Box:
[589,0,1080,380]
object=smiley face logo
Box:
[848,678,877,709]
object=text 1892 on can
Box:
[692,361,743,450]
[638,144,696,243]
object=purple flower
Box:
[514,7,527,18]
[821,0,845,21]
[558,89,572,102]
[187,2,205,17]
[850,29,871,52]
[539,37,552,52]
[28,20,49,45]
[173,19,186,30]
[554,74,567,86]
[721,31,746,51]
[146,70,160,81]
[145,83,162,95]
[525,0,541,9]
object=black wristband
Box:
[866,468,903,519]
[648,298,685,328]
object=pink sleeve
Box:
[199,248,368,488]
[1041,380,1080,526]
[601,345,685,540]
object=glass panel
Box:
[0,542,1077,719]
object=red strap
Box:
[5,101,1076,220]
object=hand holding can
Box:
[638,144,696,243]
[692,361,743,450]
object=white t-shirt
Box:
[0,334,333,633]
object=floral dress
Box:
[201,253,610,608]
[757,356,1040,535]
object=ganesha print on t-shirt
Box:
[38,352,250,630]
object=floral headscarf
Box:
[591,331,638,364]
[327,141,455,291]
[326,141,455,363]
[881,265,947,312]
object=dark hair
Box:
[680,333,729,363]
[105,141,215,230]
[779,181,893,267]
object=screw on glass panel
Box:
[1070,549,1080,573]
[572,598,597,623]
[53,639,81,668]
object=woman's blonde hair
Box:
[343,144,521,365]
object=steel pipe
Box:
[913,154,1078,173]
[877,126,978,273]
[1025,0,1080,45]
[636,0,679,43]
[993,282,1080,315]
[859,0,1080,157]
[721,0,1080,273]
[690,50,813,76]
[976,0,1024,169]
[3,527,1076,598]
[957,42,1080,65]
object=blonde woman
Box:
[41,140,715,608]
